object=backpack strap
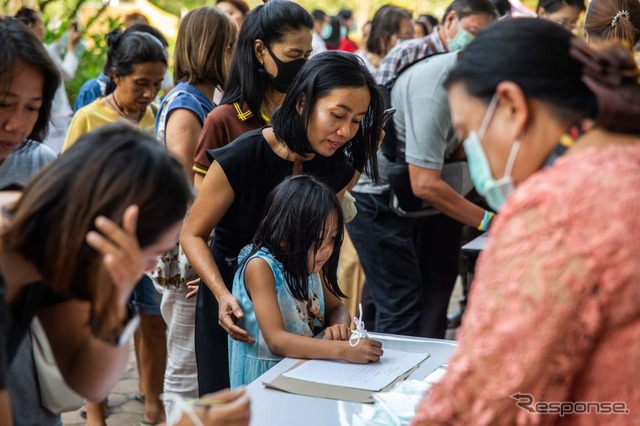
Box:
[380,38,446,163]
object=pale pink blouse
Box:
[413,144,640,425]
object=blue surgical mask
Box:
[340,26,348,38]
[463,95,521,211]
[447,22,475,52]
[321,23,333,39]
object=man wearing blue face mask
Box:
[394,51,496,338]
[311,9,328,57]
[348,0,498,339]
[374,0,498,87]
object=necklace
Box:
[107,93,142,124]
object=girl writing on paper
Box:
[228,175,383,388]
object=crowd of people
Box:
[1,0,640,425]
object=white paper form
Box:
[282,348,429,391]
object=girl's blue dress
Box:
[229,246,326,388]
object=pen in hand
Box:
[187,399,228,407]
[350,303,369,347]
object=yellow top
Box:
[63,98,156,152]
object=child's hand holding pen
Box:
[322,324,383,363]
[323,303,384,363]
[345,338,383,364]
[344,303,384,363]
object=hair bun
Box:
[106,28,124,50]
[569,38,640,133]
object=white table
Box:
[460,232,489,287]
[246,333,457,426]
[461,232,489,256]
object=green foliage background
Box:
[4,0,537,104]
[4,0,120,106]
[64,15,121,106]
[148,0,454,24]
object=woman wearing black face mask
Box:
[182,51,384,396]
[193,0,313,190]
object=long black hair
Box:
[4,123,192,330]
[246,174,345,301]
[0,18,60,142]
[220,0,313,119]
[272,50,383,182]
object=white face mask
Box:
[463,95,521,211]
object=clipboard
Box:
[262,354,430,403]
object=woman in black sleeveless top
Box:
[181,51,383,394]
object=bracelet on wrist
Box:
[477,210,494,232]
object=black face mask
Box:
[264,44,306,93]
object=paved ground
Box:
[61,280,464,425]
